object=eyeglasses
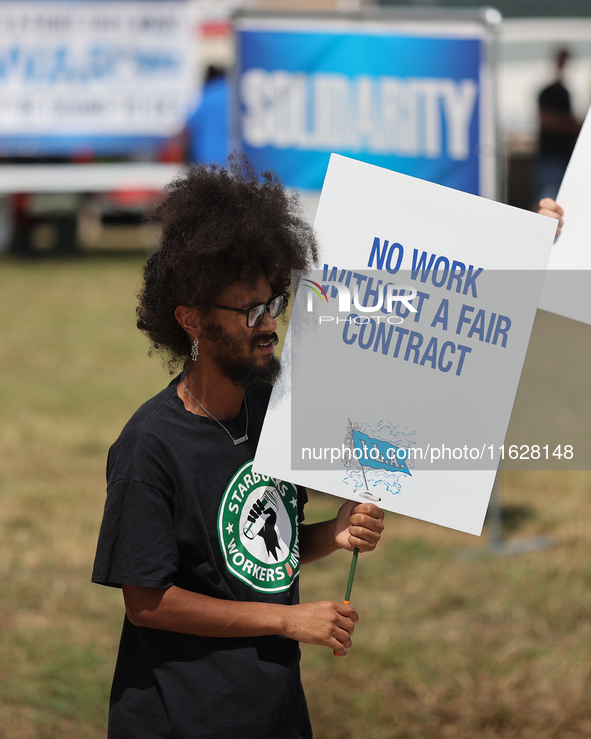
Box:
[210,294,284,328]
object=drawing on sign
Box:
[344,419,414,502]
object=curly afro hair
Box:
[136,156,318,368]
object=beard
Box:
[222,352,281,389]
[201,318,282,389]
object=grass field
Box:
[1,256,590,739]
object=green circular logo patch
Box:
[218,460,300,593]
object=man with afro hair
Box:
[92,158,384,739]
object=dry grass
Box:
[301,473,591,739]
[0,256,166,739]
[0,256,590,738]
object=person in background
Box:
[185,65,230,165]
[536,49,581,202]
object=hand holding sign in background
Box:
[538,103,591,325]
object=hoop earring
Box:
[191,335,199,361]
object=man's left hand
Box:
[334,500,384,553]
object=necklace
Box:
[180,375,249,445]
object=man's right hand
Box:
[280,600,359,657]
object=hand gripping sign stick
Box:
[333,546,359,657]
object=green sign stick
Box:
[333,546,359,657]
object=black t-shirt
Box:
[92,377,312,739]
[538,81,575,159]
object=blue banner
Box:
[237,24,484,194]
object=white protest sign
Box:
[254,154,557,536]
[538,104,591,325]
[0,2,193,136]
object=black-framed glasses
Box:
[210,294,284,328]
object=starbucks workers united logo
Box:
[218,461,300,593]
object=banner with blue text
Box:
[0,1,193,156]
